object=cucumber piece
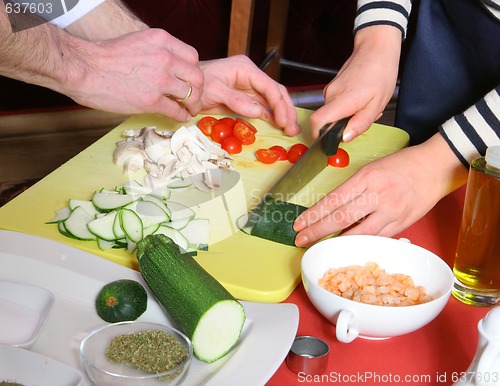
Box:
[68,199,100,217]
[92,191,136,212]
[137,234,246,363]
[167,178,192,190]
[63,206,97,241]
[122,179,148,196]
[58,221,76,238]
[87,211,119,241]
[179,218,209,251]
[97,238,116,250]
[250,199,308,246]
[163,217,191,230]
[166,201,195,222]
[154,225,189,252]
[47,206,71,224]
[112,210,126,239]
[125,200,170,227]
[142,194,171,215]
[120,208,144,243]
[143,223,161,237]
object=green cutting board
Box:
[0,108,408,302]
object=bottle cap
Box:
[485,145,500,168]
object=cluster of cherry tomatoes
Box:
[256,144,350,167]
[255,144,308,164]
[197,115,350,167]
[197,116,257,154]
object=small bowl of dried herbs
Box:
[80,321,192,385]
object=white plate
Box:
[0,344,84,386]
[0,280,54,348]
[0,230,299,386]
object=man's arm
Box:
[0,3,203,120]
[0,4,83,92]
[64,0,148,40]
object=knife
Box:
[244,117,348,227]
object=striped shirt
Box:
[355,0,500,166]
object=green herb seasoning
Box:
[105,330,188,380]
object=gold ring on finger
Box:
[175,81,192,103]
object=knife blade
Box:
[265,117,347,201]
[244,118,348,227]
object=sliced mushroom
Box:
[113,139,147,173]
[144,129,172,162]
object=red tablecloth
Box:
[267,186,491,386]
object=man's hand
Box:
[200,55,300,135]
[62,28,204,121]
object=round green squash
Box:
[95,279,148,323]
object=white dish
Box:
[0,230,299,386]
[0,344,84,386]
[0,280,55,348]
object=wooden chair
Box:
[228,0,290,80]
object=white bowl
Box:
[80,321,193,386]
[0,344,84,386]
[301,235,453,343]
[0,280,55,348]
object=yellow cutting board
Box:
[0,108,408,302]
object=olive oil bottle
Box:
[453,145,500,306]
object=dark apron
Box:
[395,0,500,145]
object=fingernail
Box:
[343,129,354,142]
[293,218,305,231]
[295,234,309,247]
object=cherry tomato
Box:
[256,149,280,164]
[197,116,218,136]
[269,145,288,160]
[218,117,236,128]
[327,148,350,168]
[221,136,243,154]
[287,143,309,164]
[211,122,234,143]
[233,121,256,145]
[235,118,258,133]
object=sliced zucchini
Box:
[166,201,195,222]
[68,199,100,217]
[92,191,135,212]
[97,238,116,250]
[163,217,191,230]
[119,208,144,243]
[46,207,71,224]
[154,225,189,252]
[167,178,193,190]
[63,207,96,241]
[87,211,119,241]
[142,194,171,215]
[125,200,170,227]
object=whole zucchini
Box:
[136,234,246,363]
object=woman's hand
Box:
[310,25,402,141]
[200,55,300,135]
[293,134,469,246]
